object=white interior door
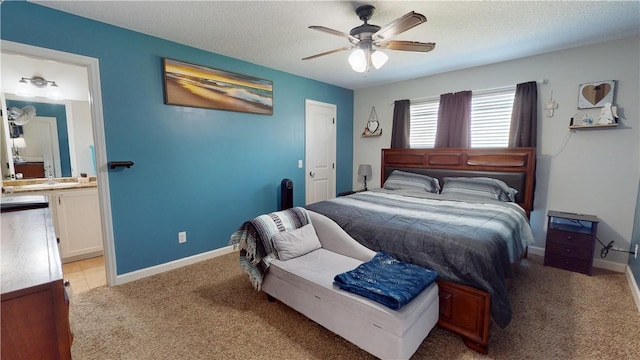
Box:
[305,100,336,205]
[22,116,62,177]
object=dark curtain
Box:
[435,91,472,148]
[390,99,411,148]
[509,81,538,147]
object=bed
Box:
[305,147,536,354]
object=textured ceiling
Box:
[30,1,640,90]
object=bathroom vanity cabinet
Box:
[2,185,104,262]
[50,188,104,262]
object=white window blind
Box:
[409,86,516,148]
[409,98,439,148]
[470,87,515,148]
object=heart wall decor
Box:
[363,106,382,136]
[578,80,616,109]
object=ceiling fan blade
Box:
[373,11,427,41]
[376,40,436,53]
[302,46,354,61]
[309,26,359,43]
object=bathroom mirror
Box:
[1,52,94,180]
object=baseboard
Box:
[527,246,545,257]
[593,258,628,273]
[526,246,626,273]
[114,245,236,286]
[625,266,640,312]
[62,250,104,264]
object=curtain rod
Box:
[391,79,546,105]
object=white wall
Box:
[353,36,640,266]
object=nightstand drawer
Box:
[546,229,594,247]
[545,241,592,260]
[544,253,592,274]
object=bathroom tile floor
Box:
[62,256,106,295]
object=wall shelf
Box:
[568,123,619,130]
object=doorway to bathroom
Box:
[1,40,115,288]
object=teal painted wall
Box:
[1,2,354,274]
[630,180,640,284]
[6,100,71,177]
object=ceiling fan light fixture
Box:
[349,48,368,73]
[305,6,433,74]
[371,50,388,69]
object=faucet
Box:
[47,165,56,184]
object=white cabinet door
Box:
[54,188,103,261]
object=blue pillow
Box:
[441,177,518,202]
[383,170,440,194]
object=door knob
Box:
[309,171,315,177]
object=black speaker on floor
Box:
[280,178,293,210]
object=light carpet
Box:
[69,253,640,359]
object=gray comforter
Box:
[306,189,534,328]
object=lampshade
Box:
[371,50,388,69]
[349,49,367,73]
[348,46,388,73]
[15,78,33,97]
[46,82,63,99]
[11,137,27,148]
[358,164,372,177]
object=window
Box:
[409,98,439,148]
[409,87,516,148]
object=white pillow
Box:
[271,223,322,261]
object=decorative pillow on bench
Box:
[271,223,322,261]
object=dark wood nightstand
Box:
[337,189,366,197]
[544,210,598,275]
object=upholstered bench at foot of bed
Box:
[263,248,439,360]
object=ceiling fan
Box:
[302,5,435,73]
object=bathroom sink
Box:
[16,182,79,190]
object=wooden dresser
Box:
[1,199,72,360]
[14,161,45,179]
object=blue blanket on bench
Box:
[334,252,438,310]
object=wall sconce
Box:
[15,76,63,99]
[358,164,373,191]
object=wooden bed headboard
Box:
[381,148,536,215]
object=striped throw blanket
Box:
[229,207,311,290]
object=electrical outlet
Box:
[635,244,638,259]
[178,231,187,244]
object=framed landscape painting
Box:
[163,58,273,115]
